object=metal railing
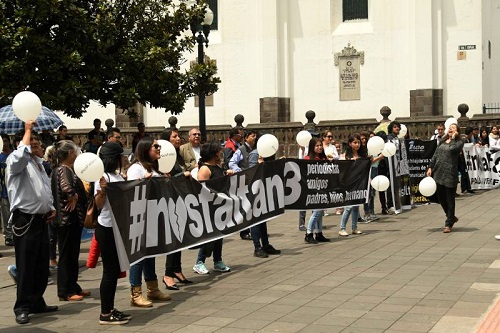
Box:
[483,103,500,114]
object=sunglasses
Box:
[326,135,333,138]
[152,144,161,150]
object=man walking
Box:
[6,121,58,324]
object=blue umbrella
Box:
[0,105,63,134]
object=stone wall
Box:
[66,104,500,157]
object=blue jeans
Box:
[196,239,223,263]
[307,210,324,233]
[129,258,157,287]
[251,222,269,250]
[340,206,360,231]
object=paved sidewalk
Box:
[1,190,500,332]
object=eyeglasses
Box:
[192,133,201,136]
[152,144,161,150]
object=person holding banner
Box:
[304,137,330,243]
[160,129,194,290]
[426,123,464,233]
[489,125,500,152]
[479,127,489,147]
[339,133,383,236]
[94,142,131,325]
[126,137,171,307]
[193,141,234,274]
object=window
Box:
[206,0,218,30]
[342,0,368,21]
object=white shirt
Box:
[6,143,54,214]
[126,162,161,180]
[323,144,339,160]
[95,173,124,228]
[192,146,201,164]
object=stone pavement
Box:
[1,189,500,332]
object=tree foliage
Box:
[0,0,220,118]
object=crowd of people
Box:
[1,117,498,325]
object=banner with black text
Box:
[106,158,371,266]
[463,144,500,189]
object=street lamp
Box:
[189,1,214,143]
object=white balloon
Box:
[398,124,408,139]
[382,142,397,157]
[419,177,437,197]
[74,153,104,182]
[367,136,385,156]
[257,134,279,158]
[444,118,458,130]
[157,139,177,173]
[371,175,390,192]
[296,130,312,147]
[12,91,42,122]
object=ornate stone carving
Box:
[334,43,365,66]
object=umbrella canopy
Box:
[0,105,63,134]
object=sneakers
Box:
[262,244,281,255]
[112,308,131,320]
[7,265,17,284]
[4,238,14,246]
[193,261,209,275]
[254,248,268,258]
[352,229,363,235]
[213,261,231,272]
[369,214,379,221]
[359,215,371,224]
[338,230,349,237]
[99,312,129,325]
[387,207,396,215]
[298,225,306,231]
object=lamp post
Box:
[190,2,214,143]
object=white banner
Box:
[463,144,500,189]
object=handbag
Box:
[84,183,99,229]
[84,196,98,229]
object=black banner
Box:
[406,139,437,204]
[106,158,371,266]
[388,138,411,213]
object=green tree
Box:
[0,0,220,118]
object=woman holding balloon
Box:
[339,134,384,237]
[159,129,194,290]
[426,123,463,233]
[126,137,171,307]
[92,142,131,324]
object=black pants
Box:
[13,210,49,316]
[96,223,121,314]
[165,252,182,277]
[436,184,456,227]
[57,222,83,298]
[48,223,58,261]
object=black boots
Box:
[315,232,330,242]
[304,233,318,244]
